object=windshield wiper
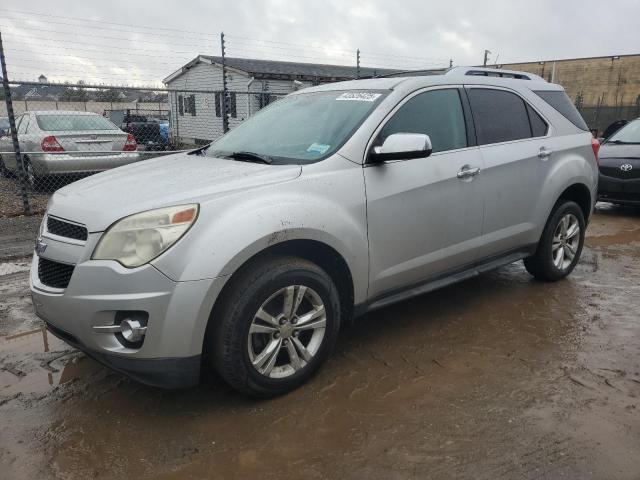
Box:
[606,140,630,144]
[224,151,273,164]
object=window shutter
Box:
[230,92,237,118]
[215,93,221,117]
[178,95,184,116]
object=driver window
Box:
[379,89,467,153]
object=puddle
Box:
[0,326,100,396]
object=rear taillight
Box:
[123,133,137,152]
[591,137,600,165]
[41,135,64,152]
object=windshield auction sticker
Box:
[336,92,382,102]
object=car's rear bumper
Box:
[598,173,640,205]
[30,152,141,174]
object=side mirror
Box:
[369,133,432,163]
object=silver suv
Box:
[30,67,598,396]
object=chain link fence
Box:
[0,81,293,217]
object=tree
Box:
[95,88,124,102]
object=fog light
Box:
[120,318,147,343]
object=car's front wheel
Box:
[210,256,341,397]
[524,200,585,281]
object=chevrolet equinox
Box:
[31,67,599,396]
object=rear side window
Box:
[379,89,467,153]
[526,104,548,137]
[533,90,588,131]
[467,89,531,145]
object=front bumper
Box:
[30,234,226,388]
[598,173,640,205]
[45,320,201,388]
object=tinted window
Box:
[526,104,548,137]
[379,89,467,153]
[533,90,588,131]
[467,89,531,145]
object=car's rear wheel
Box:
[23,158,45,191]
[209,256,341,397]
[524,200,585,281]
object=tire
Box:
[23,159,44,191]
[209,255,341,397]
[524,200,585,282]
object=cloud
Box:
[0,0,637,84]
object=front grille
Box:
[599,159,640,180]
[38,258,75,289]
[47,217,88,241]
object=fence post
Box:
[220,31,229,134]
[0,30,31,215]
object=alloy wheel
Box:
[552,213,580,270]
[247,285,326,379]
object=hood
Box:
[599,143,640,160]
[48,152,302,232]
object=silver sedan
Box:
[0,111,140,188]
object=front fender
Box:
[151,158,369,304]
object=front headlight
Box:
[92,204,199,268]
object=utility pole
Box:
[220,31,229,134]
[356,49,361,79]
[0,30,30,215]
[483,49,491,67]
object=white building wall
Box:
[165,62,314,145]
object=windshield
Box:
[36,114,119,132]
[206,90,387,164]
[607,119,640,144]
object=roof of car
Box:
[297,69,562,95]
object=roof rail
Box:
[445,66,547,82]
[358,68,448,79]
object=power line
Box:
[0,24,218,49]
[3,35,203,56]
[2,15,221,42]
[0,8,221,37]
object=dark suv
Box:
[105,110,167,151]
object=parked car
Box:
[0,116,9,137]
[598,118,640,205]
[105,110,167,150]
[31,67,598,396]
[0,111,139,188]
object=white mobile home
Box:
[162,56,395,146]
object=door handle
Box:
[538,147,553,159]
[457,166,481,179]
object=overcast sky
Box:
[1,0,638,86]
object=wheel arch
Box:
[203,238,356,353]
[557,182,592,222]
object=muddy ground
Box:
[1,204,639,479]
